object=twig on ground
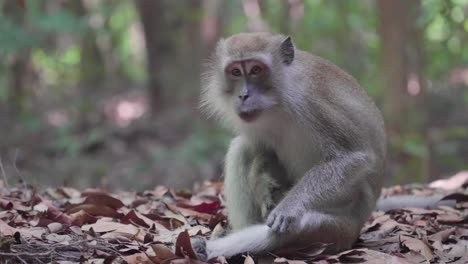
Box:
[0,156,8,187]
[13,149,27,190]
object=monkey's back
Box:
[293,50,386,159]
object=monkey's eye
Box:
[250,65,263,75]
[231,68,242,77]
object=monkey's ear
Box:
[280,36,295,65]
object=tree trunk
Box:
[3,0,29,117]
[406,0,434,180]
[377,0,409,136]
[69,0,105,82]
[135,0,167,115]
[201,0,227,56]
[241,0,269,32]
[378,0,433,181]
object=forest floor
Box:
[0,173,467,264]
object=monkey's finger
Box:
[266,214,275,227]
[278,216,292,233]
[270,215,284,233]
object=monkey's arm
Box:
[267,151,378,233]
[223,137,263,230]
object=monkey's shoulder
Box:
[295,51,361,89]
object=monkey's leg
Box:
[250,159,281,219]
[202,185,373,259]
[266,151,380,250]
[249,151,290,220]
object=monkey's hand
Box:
[266,201,303,234]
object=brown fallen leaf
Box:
[81,191,125,209]
[151,243,176,260]
[428,227,457,242]
[336,249,366,263]
[244,255,255,264]
[273,243,328,260]
[175,230,198,260]
[436,214,465,224]
[45,233,72,243]
[0,219,18,236]
[352,248,413,264]
[429,171,468,190]
[273,257,307,264]
[166,203,212,222]
[42,201,73,225]
[69,209,97,226]
[124,252,155,264]
[82,220,140,235]
[169,256,209,264]
[122,209,169,231]
[67,203,122,218]
[47,222,63,233]
[400,235,434,262]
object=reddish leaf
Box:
[67,204,122,218]
[208,212,227,230]
[0,198,13,210]
[151,243,176,260]
[166,204,211,222]
[44,203,73,225]
[191,201,221,214]
[175,230,198,260]
[70,209,97,226]
[81,191,125,209]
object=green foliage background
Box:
[0,0,467,189]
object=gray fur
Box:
[197,33,386,260]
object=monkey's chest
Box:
[274,135,321,181]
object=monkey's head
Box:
[201,32,295,131]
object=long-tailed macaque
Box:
[195,32,386,260]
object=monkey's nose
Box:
[238,94,249,101]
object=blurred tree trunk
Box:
[378,0,408,135]
[186,0,202,77]
[242,0,269,32]
[8,57,28,115]
[69,0,105,82]
[135,0,167,115]
[68,0,106,130]
[378,0,433,181]
[280,1,292,34]
[333,1,364,77]
[201,0,227,56]
[280,0,303,34]
[3,0,29,117]
[406,0,434,180]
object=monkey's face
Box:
[201,33,294,130]
[223,59,278,123]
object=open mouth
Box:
[238,110,261,122]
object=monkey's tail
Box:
[206,224,277,259]
[376,195,456,212]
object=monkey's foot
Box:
[191,236,208,261]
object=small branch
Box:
[13,149,27,189]
[0,249,54,257]
[0,155,9,187]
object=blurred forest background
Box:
[0,0,467,190]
